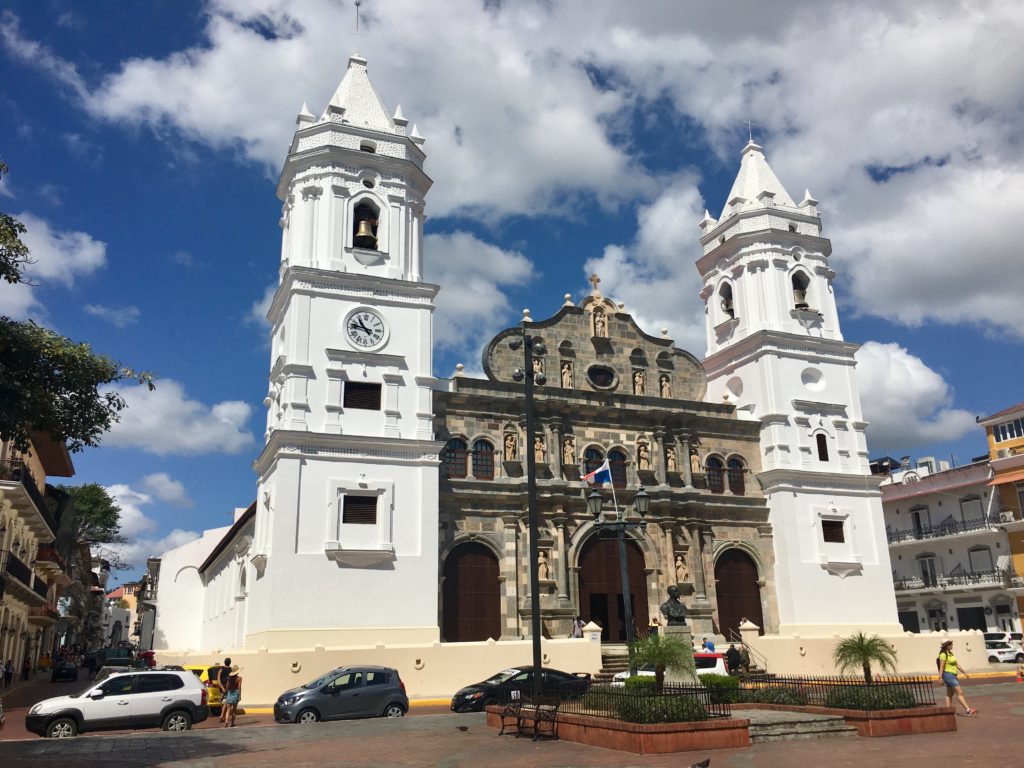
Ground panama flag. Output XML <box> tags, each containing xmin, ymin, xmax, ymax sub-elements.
<box><xmin>582</xmin><ymin>459</ymin><xmax>613</xmax><ymax>485</ymax></box>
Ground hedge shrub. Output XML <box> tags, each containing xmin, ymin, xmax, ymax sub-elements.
<box><xmin>699</xmin><ymin>674</ymin><xmax>740</xmax><ymax>704</ymax></box>
<box><xmin>616</xmin><ymin>693</ymin><xmax>709</xmax><ymax>724</ymax></box>
<box><xmin>824</xmin><ymin>686</ymin><xmax>917</xmax><ymax>711</ymax></box>
<box><xmin>740</xmin><ymin>686</ymin><xmax>810</xmax><ymax>706</ymax></box>
<box><xmin>624</xmin><ymin>676</ymin><xmax>657</xmax><ymax>693</ymax></box>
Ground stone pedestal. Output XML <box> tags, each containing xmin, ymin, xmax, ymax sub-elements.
<box><xmin>686</xmin><ymin>602</ymin><xmax>716</xmax><ymax>639</ymax></box>
<box><xmin>663</xmin><ymin>624</ymin><xmax>700</xmax><ymax>685</ymax></box>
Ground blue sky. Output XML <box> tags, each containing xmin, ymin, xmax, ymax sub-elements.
<box><xmin>2</xmin><ymin>1</ymin><xmax>1022</xmax><ymax>582</ymax></box>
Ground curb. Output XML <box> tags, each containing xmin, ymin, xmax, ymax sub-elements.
<box><xmin>242</xmin><ymin>698</ymin><xmax>450</xmax><ymax>715</ymax></box>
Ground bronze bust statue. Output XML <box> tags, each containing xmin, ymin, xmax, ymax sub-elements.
<box><xmin>659</xmin><ymin>584</ymin><xmax>688</xmax><ymax>626</ymax></box>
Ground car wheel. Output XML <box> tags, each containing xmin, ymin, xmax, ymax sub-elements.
<box><xmin>46</xmin><ymin>718</ymin><xmax>78</xmax><ymax>739</ymax></box>
<box><xmin>296</xmin><ymin>708</ymin><xmax>320</xmax><ymax>724</ymax></box>
<box><xmin>988</xmin><ymin>656</ymin><xmax>999</xmax><ymax>663</ymax></box>
<box><xmin>161</xmin><ymin>711</ymin><xmax>193</xmax><ymax>732</ymax></box>
<box><xmin>383</xmin><ymin>703</ymin><xmax>405</xmax><ymax>718</ymax></box>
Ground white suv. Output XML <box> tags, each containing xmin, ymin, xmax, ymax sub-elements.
<box><xmin>26</xmin><ymin>669</ymin><xmax>209</xmax><ymax>738</ymax></box>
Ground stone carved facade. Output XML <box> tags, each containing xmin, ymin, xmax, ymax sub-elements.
<box><xmin>435</xmin><ymin>286</ymin><xmax>777</xmax><ymax>642</ymax></box>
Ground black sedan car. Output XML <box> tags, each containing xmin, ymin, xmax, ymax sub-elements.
<box><xmin>451</xmin><ymin>666</ymin><xmax>590</xmax><ymax>712</ymax></box>
<box><xmin>50</xmin><ymin>661</ymin><xmax>79</xmax><ymax>683</ymax></box>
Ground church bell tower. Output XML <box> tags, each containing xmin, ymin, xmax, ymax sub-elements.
<box><xmin>696</xmin><ymin>141</ymin><xmax>901</xmax><ymax>634</ymax></box>
<box><xmin>244</xmin><ymin>55</ymin><xmax>443</xmax><ymax>649</ymax></box>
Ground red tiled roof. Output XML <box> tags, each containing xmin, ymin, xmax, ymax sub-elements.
<box><xmin>106</xmin><ymin>586</ymin><xmax>125</xmax><ymax>599</ymax></box>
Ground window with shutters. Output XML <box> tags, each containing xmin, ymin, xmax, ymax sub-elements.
<box><xmin>706</xmin><ymin>457</ymin><xmax>725</xmax><ymax>493</ymax></box>
<box><xmin>343</xmin><ymin>496</ymin><xmax>377</xmax><ymax>525</ymax></box>
<box><xmin>344</xmin><ymin>382</ymin><xmax>381</xmax><ymax>410</ymax></box>
<box><xmin>441</xmin><ymin>439</ymin><xmax>468</xmax><ymax>479</ymax></box>
<box><xmin>816</xmin><ymin>433</ymin><xmax>829</xmax><ymax>462</ymax></box>
<box><xmin>471</xmin><ymin>439</ymin><xmax>495</xmax><ymax>480</ymax></box>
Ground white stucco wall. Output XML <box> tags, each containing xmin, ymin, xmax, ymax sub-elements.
<box><xmin>152</xmin><ymin>527</ymin><xmax>229</xmax><ymax>651</ymax></box>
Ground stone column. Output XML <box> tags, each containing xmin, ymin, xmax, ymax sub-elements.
<box><xmin>687</xmin><ymin>524</ymin><xmax>716</xmax><ymax>637</ymax></box>
<box><xmin>501</xmin><ymin>518</ymin><xmax>521</xmax><ymax>640</ymax></box>
<box><xmin>653</xmin><ymin>427</ymin><xmax>667</xmax><ymax>486</ymax></box>
<box><xmin>681</xmin><ymin>433</ymin><xmax>694</xmax><ymax>488</ymax></box>
<box><xmin>552</xmin><ymin>514</ymin><xmax>569</xmax><ymax>600</ymax></box>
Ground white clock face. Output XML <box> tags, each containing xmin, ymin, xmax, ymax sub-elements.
<box><xmin>345</xmin><ymin>309</ymin><xmax>387</xmax><ymax>349</ymax></box>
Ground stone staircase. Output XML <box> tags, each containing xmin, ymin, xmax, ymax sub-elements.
<box><xmin>739</xmin><ymin>709</ymin><xmax>858</xmax><ymax>743</ymax></box>
<box><xmin>594</xmin><ymin>646</ymin><xmax>630</xmax><ymax>683</ymax></box>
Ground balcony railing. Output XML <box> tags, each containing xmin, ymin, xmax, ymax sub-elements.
<box><xmin>1</xmin><ymin>549</ymin><xmax>33</xmax><ymax>587</ymax></box>
<box><xmin>0</xmin><ymin>458</ymin><xmax>59</xmax><ymax>534</ymax></box>
<box><xmin>887</xmin><ymin>516</ymin><xmax>997</xmax><ymax>544</ymax></box>
<box><xmin>894</xmin><ymin>568</ymin><xmax>1024</xmax><ymax>592</ymax></box>
<box><xmin>35</xmin><ymin>544</ymin><xmax>67</xmax><ymax>571</ymax></box>
<box><xmin>28</xmin><ymin>605</ymin><xmax>59</xmax><ymax>623</ymax></box>
<box><xmin>32</xmin><ymin>574</ymin><xmax>50</xmax><ymax>600</ymax></box>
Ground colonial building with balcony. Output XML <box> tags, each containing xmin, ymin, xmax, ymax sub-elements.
<box><xmin>881</xmin><ymin>457</ymin><xmax>1022</xmax><ymax>634</ymax></box>
<box><xmin>0</xmin><ymin>435</ymin><xmax>74</xmax><ymax>671</ymax></box>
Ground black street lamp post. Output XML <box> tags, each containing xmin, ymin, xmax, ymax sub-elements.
<box><xmin>587</xmin><ymin>486</ymin><xmax>650</xmax><ymax>675</ymax></box>
<box><xmin>510</xmin><ymin>324</ymin><xmax>546</xmax><ymax>702</ymax></box>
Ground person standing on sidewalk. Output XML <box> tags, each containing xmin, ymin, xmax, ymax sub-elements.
<box><xmin>936</xmin><ymin>640</ymin><xmax>977</xmax><ymax>715</ymax></box>
<box><xmin>21</xmin><ymin>655</ymin><xmax>30</xmax><ymax>681</ymax></box>
<box><xmin>3</xmin><ymin>659</ymin><xmax>13</xmax><ymax>688</ymax></box>
<box><xmin>223</xmin><ymin>665</ymin><xmax>242</xmax><ymax>728</ymax></box>
<box><xmin>216</xmin><ymin>657</ymin><xmax>232</xmax><ymax>722</ymax></box>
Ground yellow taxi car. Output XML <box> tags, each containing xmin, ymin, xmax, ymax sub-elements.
<box><xmin>184</xmin><ymin>665</ymin><xmax>227</xmax><ymax>711</ymax></box>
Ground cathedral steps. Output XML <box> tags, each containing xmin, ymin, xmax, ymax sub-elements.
<box><xmin>739</xmin><ymin>710</ymin><xmax>858</xmax><ymax>743</ymax></box>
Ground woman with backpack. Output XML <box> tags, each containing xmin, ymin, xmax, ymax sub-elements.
<box><xmin>936</xmin><ymin>640</ymin><xmax>977</xmax><ymax>715</ymax></box>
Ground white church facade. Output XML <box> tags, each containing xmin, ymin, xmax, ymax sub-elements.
<box><xmin>151</xmin><ymin>55</ymin><xmax>983</xmax><ymax>698</ymax></box>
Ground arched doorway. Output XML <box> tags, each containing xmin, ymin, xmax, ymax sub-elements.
<box><xmin>714</xmin><ymin>549</ymin><xmax>764</xmax><ymax>639</ymax></box>
<box><xmin>578</xmin><ymin>532</ymin><xmax>648</xmax><ymax>643</ymax></box>
<box><xmin>442</xmin><ymin>542</ymin><xmax>501</xmax><ymax>642</ymax></box>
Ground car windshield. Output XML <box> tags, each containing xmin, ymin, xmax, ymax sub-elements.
<box><xmin>482</xmin><ymin>668</ymin><xmax>524</xmax><ymax>685</ymax></box>
<box><xmin>304</xmin><ymin>670</ymin><xmax>343</xmax><ymax>690</ymax></box>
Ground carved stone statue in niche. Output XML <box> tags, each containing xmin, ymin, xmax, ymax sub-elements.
<box><xmin>534</xmin><ymin>436</ymin><xmax>547</xmax><ymax>463</ymax></box>
<box><xmin>562</xmin><ymin>437</ymin><xmax>575</xmax><ymax>466</ymax></box>
<box><xmin>561</xmin><ymin>362</ymin><xmax>572</xmax><ymax>388</ymax></box>
<box><xmin>533</xmin><ymin>357</ymin><xmax>543</xmax><ymax>376</ymax></box>
<box><xmin>666</xmin><ymin>446</ymin><xmax>677</xmax><ymax>472</ymax></box>
<box><xmin>504</xmin><ymin>433</ymin><xmax>518</xmax><ymax>461</ymax></box>
<box><xmin>675</xmin><ymin>555</ymin><xmax>688</xmax><ymax>585</ymax></box>
<box><xmin>633</xmin><ymin>370</ymin><xmax>645</xmax><ymax>396</ymax></box>
<box><xmin>660</xmin><ymin>374</ymin><xmax>671</xmax><ymax>398</ymax></box>
<box><xmin>637</xmin><ymin>442</ymin><xmax>651</xmax><ymax>470</ymax></box>
<box><xmin>538</xmin><ymin>551</ymin><xmax>550</xmax><ymax>581</ymax></box>
<box><xmin>593</xmin><ymin>308</ymin><xmax>607</xmax><ymax>337</ymax></box>
<box><xmin>690</xmin><ymin>448</ymin><xmax>702</xmax><ymax>475</ymax></box>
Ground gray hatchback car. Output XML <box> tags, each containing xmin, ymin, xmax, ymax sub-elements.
<box><xmin>274</xmin><ymin>666</ymin><xmax>408</xmax><ymax>724</ymax></box>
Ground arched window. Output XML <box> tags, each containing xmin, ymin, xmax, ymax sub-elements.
<box><xmin>718</xmin><ymin>283</ymin><xmax>735</xmax><ymax>321</ymax></box>
<box><xmin>815</xmin><ymin>433</ymin><xmax>829</xmax><ymax>462</ymax></box>
<box><xmin>582</xmin><ymin>448</ymin><xmax>604</xmax><ymax>476</ymax></box>
<box><xmin>353</xmin><ymin>201</ymin><xmax>380</xmax><ymax>249</ymax></box>
<box><xmin>441</xmin><ymin>438</ymin><xmax>468</xmax><ymax>479</ymax></box>
<box><xmin>608</xmin><ymin>449</ymin><xmax>627</xmax><ymax>489</ymax></box>
<box><xmin>792</xmin><ymin>271</ymin><xmax>810</xmax><ymax>309</ymax></box>
<box><xmin>727</xmin><ymin>458</ymin><xmax>745</xmax><ymax>496</ymax></box>
<box><xmin>706</xmin><ymin>457</ymin><xmax>725</xmax><ymax>493</ymax></box>
<box><xmin>471</xmin><ymin>439</ymin><xmax>495</xmax><ymax>480</ymax></box>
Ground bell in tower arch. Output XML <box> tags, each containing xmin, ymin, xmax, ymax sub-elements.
<box><xmin>353</xmin><ymin>202</ymin><xmax>379</xmax><ymax>249</ymax></box>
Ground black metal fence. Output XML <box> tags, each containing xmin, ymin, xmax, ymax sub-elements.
<box><xmin>738</xmin><ymin>675</ymin><xmax>936</xmax><ymax>709</ymax></box>
<box><xmin>511</xmin><ymin>682</ymin><xmax>731</xmax><ymax>723</ymax></box>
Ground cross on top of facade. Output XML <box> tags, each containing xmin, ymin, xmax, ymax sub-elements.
<box><xmin>589</xmin><ymin>273</ymin><xmax>601</xmax><ymax>295</ymax></box>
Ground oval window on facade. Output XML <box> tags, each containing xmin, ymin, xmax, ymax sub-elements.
<box><xmin>587</xmin><ymin>365</ymin><xmax>617</xmax><ymax>389</ymax></box>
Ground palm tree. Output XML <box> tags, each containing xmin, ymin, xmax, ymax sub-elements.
<box><xmin>832</xmin><ymin>632</ymin><xmax>898</xmax><ymax>684</ymax></box>
<box><xmin>629</xmin><ymin>633</ymin><xmax>695</xmax><ymax>692</ymax></box>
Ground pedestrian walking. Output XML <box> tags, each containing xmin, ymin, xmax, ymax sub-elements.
<box><xmin>936</xmin><ymin>640</ymin><xmax>977</xmax><ymax>715</ymax></box>
<box><xmin>739</xmin><ymin>644</ymin><xmax>751</xmax><ymax>678</ymax></box>
<box><xmin>223</xmin><ymin>665</ymin><xmax>243</xmax><ymax>727</ymax></box>
<box><xmin>2</xmin><ymin>659</ymin><xmax>14</xmax><ymax>688</ymax></box>
<box><xmin>217</xmin><ymin>657</ymin><xmax>232</xmax><ymax>722</ymax></box>
<box><xmin>726</xmin><ymin>643</ymin><xmax>741</xmax><ymax>675</ymax></box>
<box><xmin>569</xmin><ymin>617</ymin><xmax>585</xmax><ymax>638</ymax></box>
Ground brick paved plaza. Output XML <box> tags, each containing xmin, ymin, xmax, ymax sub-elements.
<box><xmin>0</xmin><ymin>681</ymin><xmax>1019</xmax><ymax>767</ymax></box>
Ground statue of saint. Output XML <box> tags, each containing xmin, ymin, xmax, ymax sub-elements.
<box><xmin>666</xmin><ymin>446</ymin><xmax>677</xmax><ymax>472</ymax></box>
<box><xmin>562</xmin><ymin>438</ymin><xmax>575</xmax><ymax>466</ymax></box>
<box><xmin>504</xmin><ymin>433</ymin><xmax>518</xmax><ymax>461</ymax></box>
<box><xmin>689</xmin><ymin>449</ymin><xmax>702</xmax><ymax>475</ymax></box>
<box><xmin>534</xmin><ymin>436</ymin><xmax>546</xmax><ymax>463</ymax></box>
<box><xmin>660</xmin><ymin>375</ymin><xmax>671</xmax><ymax>398</ymax></box>
<box><xmin>660</xmin><ymin>584</ymin><xmax>688</xmax><ymax>626</ymax></box>
<box><xmin>593</xmin><ymin>309</ymin><xmax>606</xmax><ymax>337</ymax></box>
<box><xmin>674</xmin><ymin>555</ymin><xmax>687</xmax><ymax>585</ymax></box>
<box><xmin>561</xmin><ymin>362</ymin><xmax>572</xmax><ymax>388</ymax></box>
<box><xmin>538</xmin><ymin>551</ymin><xmax>550</xmax><ymax>580</ymax></box>
<box><xmin>533</xmin><ymin>357</ymin><xmax>543</xmax><ymax>376</ymax></box>
<box><xmin>637</xmin><ymin>442</ymin><xmax>650</xmax><ymax>470</ymax></box>
<box><xmin>633</xmin><ymin>370</ymin><xmax>645</xmax><ymax>396</ymax></box>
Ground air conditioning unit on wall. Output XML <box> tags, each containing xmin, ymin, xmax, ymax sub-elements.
<box><xmin>1000</xmin><ymin>511</ymin><xmax>1016</xmax><ymax>523</ymax></box>
<box><xmin>998</xmin><ymin>448</ymin><xmax>1012</xmax><ymax>459</ymax></box>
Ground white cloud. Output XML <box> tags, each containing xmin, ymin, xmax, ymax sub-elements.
<box><xmin>424</xmin><ymin>231</ymin><xmax>534</xmax><ymax>363</ymax></box>
<box><xmin>854</xmin><ymin>341</ymin><xmax>977</xmax><ymax>452</ymax></box>
<box><xmin>247</xmin><ymin>283</ymin><xmax>276</xmax><ymax>328</ymax></box>
<box><xmin>105</xmin><ymin>483</ymin><xmax>157</xmax><ymax>539</ymax></box>
<box><xmin>104</xmin><ymin>378</ymin><xmax>255</xmax><ymax>456</ymax></box>
<box><xmin>84</xmin><ymin>303</ymin><xmax>141</xmax><ymax>327</ymax></box>
<box><xmin>0</xmin><ymin>211</ymin><xmax>107</xmax><ymax>318</ymax></box>
<box><xmin>583</xmin><ymin>174</ymin><xmax>709</xmax><ymax>354</ymax></box>
<box><xmin>102</xmin><ymin>483</ymin><xmax>200</xmax><ymax>569</ymax></box>
<box><xmin>139</xmin><ymin>472</ymin><xmax>194</xmax><ymax>508</ymax></box>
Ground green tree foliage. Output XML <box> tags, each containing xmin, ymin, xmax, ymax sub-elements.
<box><xmin>629</xmin><ymin>632</ymin><xmax>696</xmax><ymax>692</ymax></box>
<box><xmin>0</xmin><ymin>161</ymin><xmax>33</xmax><ymax>284</ymax></box>
<box><xmin>59</xmin><ymin>483</ymin><xmax>123</xmax><ymax>548</ymax></box>
<box><xmin>832</xmin><ymin>632</ymin><xmax>899</xmax><ymax>684</ymax></box>
<box><xmin>0</xmin><ymin>165</ymin><xmax>154</xmax><ymax>453</ymax></box>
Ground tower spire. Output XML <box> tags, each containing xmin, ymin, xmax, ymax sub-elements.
<box><xmin>720</xmin><ymin>141</ymin><xmax>795</xmax><ymax>218</ymax></box>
